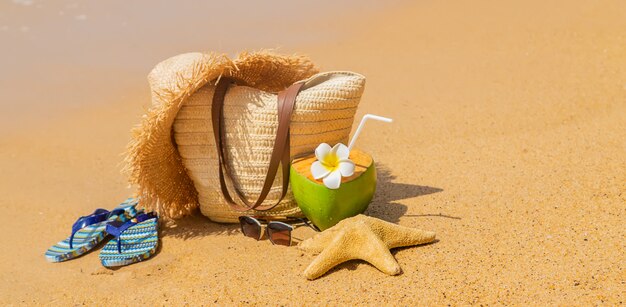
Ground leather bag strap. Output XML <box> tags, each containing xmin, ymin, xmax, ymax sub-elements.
<box><xmin>211</xmin><ymin>79</ymin><xmax>304</xmax><ymax>211</ymax></box>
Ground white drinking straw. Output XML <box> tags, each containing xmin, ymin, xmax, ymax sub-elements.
<box><xmin>347</xmin><ymin>114</ymin><xmax>394</xmax><ymax>151</ymax></box>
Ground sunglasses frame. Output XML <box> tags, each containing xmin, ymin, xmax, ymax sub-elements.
<box><xmin>238</xmin><ymin>216</ymin><xmax>295</xmax><ymax>246</ymax></box>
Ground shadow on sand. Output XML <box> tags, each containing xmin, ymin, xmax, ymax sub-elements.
<box><xmin>365</xmin><ymin>163</ymin><xmax>447</xmax><ymax>223</ymax></box>
<box><xmin>161</xmin><ymin>213</ymin><xmax>239</xmax><ymax>240</ymax></box>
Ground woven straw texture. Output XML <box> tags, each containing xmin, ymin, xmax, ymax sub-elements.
<box><xmin>175</xmin><ymin>71</ymin><xmax>365</xmax><ymax>222</ymax></box>
<box><xmin>126</xmin><ymin>51</ymin><xmax>365</xmax><ymax>222</ymax></box>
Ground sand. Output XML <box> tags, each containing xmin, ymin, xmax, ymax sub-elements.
<box><xmin>1</xmin><ymin>0</ymin><xmax>625</xmax><ymax>305</ymax></box>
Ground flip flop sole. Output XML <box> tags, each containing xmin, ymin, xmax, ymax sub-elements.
<box><xmin>45</xmin><ymin>223</ymin><xmax>107</xmax><ymax>262</ymax></box>
<box><xmin>100</xmin><ymin>218</ymin><xmax>159</xmax><ymax>267</ymax></box>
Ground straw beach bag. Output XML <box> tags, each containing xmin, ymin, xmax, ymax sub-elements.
<box><xmin>126</xmin><ymin>51</ymin><xmax>365</xmax><ymax>222</ymax></box>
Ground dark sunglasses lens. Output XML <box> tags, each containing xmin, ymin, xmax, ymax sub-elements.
<box><xmin>268</xmin><ymin>223</ymin><xmax>292</xmax><ymax>246</ymax></box>
<box><xmin>239</xmin><ymin>217</ymin><xmax>261</xmax><ymax>240</ymax></box>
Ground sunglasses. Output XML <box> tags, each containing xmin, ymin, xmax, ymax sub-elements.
<box><xmin>238</xmin><ymin>216</ymin><xmax>320</xmax><ymax>246</ymax></box>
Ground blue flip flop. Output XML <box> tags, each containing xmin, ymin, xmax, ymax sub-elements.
<box><xmin>45</xmin><ymin>198</ymin><xmax>140</xmax><ymax>263</ymax></box>
<box><xmin>99</xmin><ymin>212</ymin><xmax>159</xmax><ymax>267</ymax></box>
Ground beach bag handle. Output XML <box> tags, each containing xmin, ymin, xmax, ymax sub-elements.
<box><xmin>211</xmin><ymin>78</ymin><xmax>304</xmax><ymax>211</ymax></box>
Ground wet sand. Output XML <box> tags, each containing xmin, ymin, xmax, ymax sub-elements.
<box><xmin>1</xmin><ymin>0</ymin><xmax>625</xmax><ymax>305</ymax></box>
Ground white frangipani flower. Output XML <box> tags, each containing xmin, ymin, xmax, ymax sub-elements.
<box><xmin>310</xmin><ymin>143</ymin><xmax>355</xmax><ymax>189</ymax></box>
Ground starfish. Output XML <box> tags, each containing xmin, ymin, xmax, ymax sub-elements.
<box><xmin>298</xmin><ymin>214</ymin><xmax>436</xmax><ymax>280</ymax></box>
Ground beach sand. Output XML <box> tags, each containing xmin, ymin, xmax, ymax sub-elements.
<box><xmin>1</xmin><ymin>0</ymin><xmax>625</xmax><ymax>305</ymax></box>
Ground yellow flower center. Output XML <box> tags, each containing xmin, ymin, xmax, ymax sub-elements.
<box><xmin>322</xmin><ymin>154</ymin><xmax>340</xmax><ymax>172</ymax></box>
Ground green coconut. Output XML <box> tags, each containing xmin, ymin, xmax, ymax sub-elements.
<box><xmin>290</xmin><ymin>149</ymin><xmax>376</xmax><ymax>231</ymax></box>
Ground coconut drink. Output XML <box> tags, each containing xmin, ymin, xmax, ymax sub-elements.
<box><xmin>290</xmin><ymin>114</ymin><xmax>392</xmax><ymax>230</ymax></box>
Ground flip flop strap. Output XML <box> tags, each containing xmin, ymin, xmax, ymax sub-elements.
<box><xmin>69</xmin><ymin>208</ymin><xmax>109</xmax><ymax>249</ymax></box>
<box><xmin>105</xmin><ymin>213</ymin><xmax>158</xmax><ymax>253</ymax></box>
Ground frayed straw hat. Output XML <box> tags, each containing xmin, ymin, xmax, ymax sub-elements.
<box><xmin>126</xmin><ymin>51</ymin><xmax>365</xmax><ymax>221</ymax></box>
